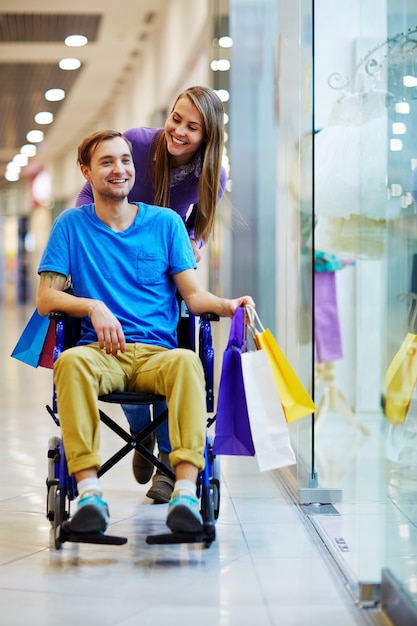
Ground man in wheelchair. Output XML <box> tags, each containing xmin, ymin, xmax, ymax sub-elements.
<box><xmin>36</xmin><ymin>130</ymin><xmax>254</xmax><ymax>537</ymax></box>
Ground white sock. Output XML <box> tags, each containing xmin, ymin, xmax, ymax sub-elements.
<box><xmin>173</xmin><ymin>479</ymin><xmax>197</xmax><ymax>498</ymax></box>
<box><xmin>77</xmin><ymin>477</ymin><xmax>102</xmax><ymax>500</ymax></box>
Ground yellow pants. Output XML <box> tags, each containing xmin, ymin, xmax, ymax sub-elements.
<box><xmin>54</xmin><ymin>342</ymin><xmax>207</xmax><ymax>475</ymax></box>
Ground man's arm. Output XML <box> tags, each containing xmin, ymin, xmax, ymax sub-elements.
<box><xmin>37</xmin><ymin>271</ymin><xmax>96</xmax><ymax>317</ymax></box>
<box><xmin>37</xmin><ymin>271</ymin><xmax>126</xmax><ymax>355</ymax></box>
<box><xmin>174</xmin><ymin>268</ymin><xmax>255</xmax><ymax>318</ymax></box>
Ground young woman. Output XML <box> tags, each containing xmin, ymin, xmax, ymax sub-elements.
<box><xmin>76</xmin><ymin>86</ymin><xmax>227</xmax><ymax>503</ymax></box>
<box><xmin>77</xmin><ymin>85</ymin><xmax>227</xmax><ymax>261</ymax></box>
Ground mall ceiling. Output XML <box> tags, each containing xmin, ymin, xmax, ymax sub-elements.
<box><xmin>0</xmin><ymin>1</ymin><xmax>168</xmax><ymax>183</ymax></box>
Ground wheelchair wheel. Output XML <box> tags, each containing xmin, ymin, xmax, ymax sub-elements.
<box><xmin>200</xmin><ymin>482</ymin><xmax>215</xmax><ymax>527</ymax></box>
<box><xmin>210</xmin><ymin>453</ymin><xmax>221</xmax><ymax>521</ymax></box>
<box><xmin>207</xmin><ymin>436</ymin><xmax>221</xmax><ymax>520</ymax></box>
<box><xmin>46</xmin><ymin>436</ymin><xmax>61</xmax><ymax>525</ymax></box>
<box><xmin>199</xmin><ymin>436</ymin><xmax>221</xmax><ymax>525</ymax></box>
<box><xmin>53</xmin><ymin>488</ymin><xmax>69</xmax><ymax>550</ymax></box>
<box><xmin>46</xmin><ymin>436</ymin><xmax>70</xmax><ymax>549</ymax></box>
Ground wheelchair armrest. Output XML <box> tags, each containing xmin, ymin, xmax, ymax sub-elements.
<box><xmin>201</xmin><ymin>313</ymin><xmax>220</xmax><ymax>322</ymax></box>
<box><xmin>48</xmin><ymin>312</ymin><xmax>66</xmax><ymax>320</ymax></box>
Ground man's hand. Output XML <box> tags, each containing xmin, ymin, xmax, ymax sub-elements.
<box><xmin>224</xmin><ymin>296</ymin><xmax>255</xmax><ymax>318</ymax></box>
<box><xmin>89</xmin><ymin>301</ymin><xmax>126</xmax><ymax>355</ymax></box>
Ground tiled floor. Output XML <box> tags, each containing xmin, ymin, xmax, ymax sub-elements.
<box><xmin>2</xmin><ymin>303</ymin><xmax>374</xmax><ymax>625</ymax></box>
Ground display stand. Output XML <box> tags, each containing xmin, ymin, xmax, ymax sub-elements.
<box><xmin>314</xmin><ymin>361</ymin><xmax>370</xmax><ymax>435</ymax></box>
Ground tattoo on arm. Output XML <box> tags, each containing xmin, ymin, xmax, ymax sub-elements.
<box><xmin>40</xmin><ymin>272</ymin><xmax>67</xmax><ymax>290</ymax></box>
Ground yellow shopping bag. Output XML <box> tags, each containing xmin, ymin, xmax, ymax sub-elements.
<box><xmin>385</xmin><ymin>333</ymin><xmax>417</xmax><ymax>425</ymax></box>
<box><xmin>246</xmin><ymin>307</ymin><xmax>317</xmax><ymax>423</ymax></box>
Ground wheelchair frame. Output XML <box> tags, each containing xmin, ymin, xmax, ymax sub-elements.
<box><xmin>45</xmin><ymin>307</ymin><xmax>220</xmax><ymax>549</ymax></box>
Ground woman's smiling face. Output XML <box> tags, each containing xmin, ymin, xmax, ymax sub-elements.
<box><xmin>164</xmin><ymin>96</ymin><xmax>206</xmax><ymax>167</ymax></box>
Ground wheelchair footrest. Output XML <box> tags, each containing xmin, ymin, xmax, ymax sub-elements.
<box><xmin>60</xmin><ymin>522</ymin><xmax>128</xmax><ymax>545</ymax></box>
<box><xmin>146</xmin><ymin>525</ymin><xmax>215</xmax><ymax>547</ymax></box>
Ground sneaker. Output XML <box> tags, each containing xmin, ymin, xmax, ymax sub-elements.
<box><xmin>166</xmin><ymin>492</ymin><xmax>203</xmax><ymax>534</ymax></box>
<box><xmin>132</xmin><ymin>432</ymin><xmax>156</xmax><ymax>484</ymax></box>
<box><xmin>69</xmin><ymin>493</ymin><xmax>109</xmax><ymax>533</ymax></box>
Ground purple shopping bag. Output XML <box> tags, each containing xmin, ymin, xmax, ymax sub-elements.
<box><xmin>314</xmin><ymin>271</ymin><xmax>343</xmax><ymax>363</ymax></box>
<box><xmin>213</xmin><ymin>307</ymin><xmax>255</xmax><ymax>456</ymax></box>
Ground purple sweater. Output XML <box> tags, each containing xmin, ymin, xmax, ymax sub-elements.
<box><xmin>76</xmin><ymin>127</ymin><xmax>227</xmax><ymax>243</ymax></box>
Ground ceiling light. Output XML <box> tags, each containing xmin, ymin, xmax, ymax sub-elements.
<box><xmin>26</xmin><ymin>130</ymin><xmax>44</xmax><ymax>143</ymax></box>
<box><xmin>395</xmin><ymin>102</ymin><xmax>410</xmax><ymax>114</ymax></box>
<box><xmin>13</xmin><ymin>154</ymin><xmax>28</xmax><ymax>167</ymax></box>
<box><xmin>215</xmin><ymin>89</ymin><xmax>230</xmax><ymax>102</ymax></box>
<box><xmin>391</xmin><ymin>184</ymin><xmax>403</xmax><ymax>196</ymax></box>
<box><xmin>21</xmin><ymin>144</ymin><xmax>37</xmax><ymax>157</ymax></box>
<box><xmin>390</xmin><ymin>139</ymin><xmax>403</xmax><ymax>151</ymax></box>
<box><xmin>35</xmin><ymin>112</ymin><xmax>54</xmax><ymax>124</ymax></box>
<box><xmin>211</xmin><ymin>59</ymin><xmax>230</xmax><ymax>71</ymax></box>
<box><xmin>65</xmin><ymin>34</ymin><xmax>88</xmax><ymax>47</ymax></box>
<box><xmin>6</xmin><ymin>162</ymin><xmax>21</xmax><ymax>181</ymax></box>
<box><xmin>6</xmin><ymin>162</ymin><xmax>20</xmax><ymax>174</ymax></box>
<box><xmin>5</xmin><ymin>170</ymin><xmax>20</xmax><ymax>182</ymax></box>
<box><xmin>218</xmin><ymin>36</ymin><xmax>233</xmax><ymax>48</ymax></box>
<box><xmin>218</xmin><ymin>59</ymin><xmax>231</xmax><ymax>71</ymax></box>
<box><xmin>403</xmin><ymin>75</ymin><xmax>417</xmax><ymax>87</ymax></box>
<box><xmin>45</xmin><ymin>88</ymin><xmax>65</xmax><ymax>102</ymax></box>
<box><xmin>392</xmin><ymin>122</ymin><xmax>406</xmax><ymax>134</ymax></box>
<box><xmin>59</xmin><ymin>58</ymin><xmax>81</xmax><ymax>70</ymax></box>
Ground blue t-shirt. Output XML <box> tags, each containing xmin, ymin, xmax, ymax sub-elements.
<box><xmin>38</xmin><ymin>202</ymin><xmax>197</xmax><ymax>349</ymax></box>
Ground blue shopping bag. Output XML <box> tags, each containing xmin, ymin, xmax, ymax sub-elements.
<box><xmin>11</xmin><ymin>308</ymin><xmax>55</xmax><ymax>368</ymax></box>
<box><xmin>213</xmin><ymin>306</ymin><xmax>255</xmax><ymax>456</ymax></box>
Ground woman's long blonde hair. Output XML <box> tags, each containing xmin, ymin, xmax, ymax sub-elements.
<box><xmin>152</xmin><ymin>86</ymin><xmax>225</xmax><ymax>243</ymax></box>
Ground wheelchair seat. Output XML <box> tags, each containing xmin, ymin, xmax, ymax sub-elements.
<box><xmin>99</xmin><ymin>391</ymin><xmax>165</xmax><ymax>404</ymax></box>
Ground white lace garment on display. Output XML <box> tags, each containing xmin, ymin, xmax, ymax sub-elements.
<box><xmin>314</xmin><ymin>89</ymin><xmax>390</xmax><ymax>220</ymax></box>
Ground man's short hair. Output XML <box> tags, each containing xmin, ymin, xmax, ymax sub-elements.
<box><xmin>77</xmin><ymin>131</ymin><xmax>133</xmax><ymax>167</ymax></box>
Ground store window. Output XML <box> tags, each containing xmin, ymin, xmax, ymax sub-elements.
<box><xmin>228</xmin><ymin>0</ymin><xmax>417</xmax><ymax>618</ymax></box>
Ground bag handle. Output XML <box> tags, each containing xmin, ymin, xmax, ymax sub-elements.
<box><xmin>244</xmin><ymin>305</ymin><xmax>265</xmax><ymax>340</ymax></box>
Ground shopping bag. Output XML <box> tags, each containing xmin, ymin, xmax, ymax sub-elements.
<box><xmin>213</xmin><ymin>307</ymin><xmax>255</xmax><ymax>456</ymax></box>
<box><xmin>385</xmin><ymin>333</ymin><xmax>417</xmax><ymax>424</ymax></box>
<box><xmin>241</xmin><ymin>349</ymin><xmax>296</xmax><ymax>471</ymax></box>
<box><xmin>38</xmin><ymin>317</ymin><xmax>56</xmax><ymax>369</ymax></box>
<box><xmin>314</xmin><ymin>271</ymin><xmax>343</xmax><ymax>363</ymax></box>
<box><xmin>247</xmin><ymin>307</ymin><xmax>317</xmax><ymax>423</ymax></box>
<box><xmin>11</xmin><ymin>308</ymin><xmax>55</xmax><ymax>369</ymax></box>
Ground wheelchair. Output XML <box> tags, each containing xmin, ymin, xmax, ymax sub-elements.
<box><xmin>45</xmin><ymin>303</ymin><xmax>221</xmax><ymax>549</ymax></box>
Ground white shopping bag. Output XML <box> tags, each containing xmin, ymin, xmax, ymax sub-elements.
<box><xmin>241</xmin><ymin>349</ymin><xmax>296</xmax><ymax>472</ymax></box>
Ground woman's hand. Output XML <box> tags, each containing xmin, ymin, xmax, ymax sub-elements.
<box><xmin>190</xmin><ymin>239</ymin><xmax>201</xmax><ymax>263</ymax></box>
